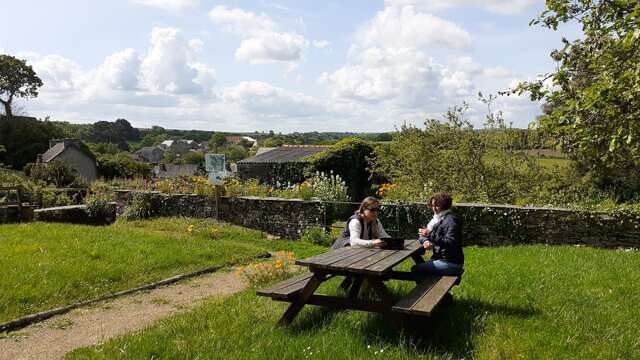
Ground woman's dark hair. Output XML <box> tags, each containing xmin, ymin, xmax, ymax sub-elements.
<box><xmin>357</xmin><ymin>196</ymin><xmax>380</xmax><ymax>218</ymax></box>
<box><xmin>428</xmin><ymin>192</ymin><xmax>452</xmax><ymax>210</ymax></box>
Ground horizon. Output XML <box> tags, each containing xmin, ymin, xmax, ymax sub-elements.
<box><xmin>1</xmin><ymin>1</ymin><xmax>578</xmax><ymax>132</ymax></box>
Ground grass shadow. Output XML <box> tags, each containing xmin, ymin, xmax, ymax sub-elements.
<box><xmin>361</xmin><ymin>297</ymin><xmax>541</xmax><ymax>358</ymax></box>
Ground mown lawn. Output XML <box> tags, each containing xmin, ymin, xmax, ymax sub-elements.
<box><xmin>67</xmin><ymin>245</ymin><xmax>640</xmax><ymax>359</ymax></box>
<box><xmin>0</xmin><ymin>218</ymin><xmax>325</xmax><ymax>323</ymax></box>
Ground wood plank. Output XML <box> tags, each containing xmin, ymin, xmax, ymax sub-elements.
<box><xmin>257</xmin><ymin>272</ymin><xmax>314</xmax><ymax>297</ymax></box>
<box><xmin>364</xmin><ymin>243</ymin><xmax>422</xmax><ymax>274</ymax></box>
<box><xmin>348</xmin><ymin>249</ymin><xmax>399</xmax><ymax>272</ymax></box>
<box><xmin>327</xmin><ymin>248</ymin><xmax>379</xmax><ymax>270</ymax></box>
<box><xmin>392</xmin><ymin>276</ymin><xmax>440</xmax><ymax>313</ymax></box>
<box><xmin>411</xmin><ymin>276</ymin><xmax>458</xmax><ymax>314</ymax></box>
<box><xmin>0</xmin><ymin>201</ymin><xmax>20</xmax><ymax>206</ymax></box>
<box><xmin>295</xmin><ymin>247</ymin><xmax>360</xmax><ymax>267</ymax></box>
<box><xmin>277</xmin><ymin>271</ymin><xmax>326</xmax><ymax>326</ymax></box>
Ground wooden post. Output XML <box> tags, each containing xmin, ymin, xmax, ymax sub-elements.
<box><xmin>214</xmin><ymin>185</ymin><xmax>219</xmax><ymax>221</ymax></box>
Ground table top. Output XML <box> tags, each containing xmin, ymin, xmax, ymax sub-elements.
<box><xmin>296</xmin><ymin>240</ymin><xmax>422</xmax><ymax>275</ymax></box>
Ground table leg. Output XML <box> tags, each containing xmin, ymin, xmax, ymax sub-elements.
<box><xmin>411</xmin><ymin>253</ymin><xmax>424</xmax><ymax>264</ymax></box>
<box><xmin>277</xmin><ymin>271</ymin><xmax>326</xmax><ymax>326</ymax></box>
<box><xmin>348</xmin><ymin>278</ymin><xmax>364</xmax><ymax>299</ymax></box>
<box><xmin>366</xmin><ymin>277</ymin><xmax>403</xmax><ymax>329</ymax></box>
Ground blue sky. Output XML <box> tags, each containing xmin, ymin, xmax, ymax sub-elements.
<box><xmin>0</xmin><ymin>0</ymin><xmax>578</xmax><ymax>132</ymax></box>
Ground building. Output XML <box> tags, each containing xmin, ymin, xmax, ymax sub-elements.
<box><xmin>159</xmin><ymin>139</ymin><xmax>199</xmax><ymax>154</ymax></box>
<box><xmin>41</xmin><ymin>139</ymin><xmax>98</xmax><ymax>183</ymax></box>
<box><xmin>236</xmin><ymin>145</ymin><xmax>328</xmax><ymax>184</ymax></box>
<box><xmin>133</xmin><ymin>146</ymin><xmax>165</xmax><ymax>164</ymax></box>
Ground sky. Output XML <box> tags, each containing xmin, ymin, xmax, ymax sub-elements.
<box><xmin>0</xmin><ymin>0</ymin><xmax>579</xmax><ymax>132</ymax></box>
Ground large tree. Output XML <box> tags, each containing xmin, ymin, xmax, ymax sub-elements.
<box><xmin>0</xmin><ymin>55</ymin><xmax>43</xmax><ymax>117</ymax></box>
<box><xmin>516</xmin><ymin>0</ymin><xmax>640</xmax><ymax>198</ymax></box>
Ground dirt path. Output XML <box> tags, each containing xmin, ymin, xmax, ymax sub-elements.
<box><xmin>0</xmin><ymin>270</ymin><xmax>248</xmax><ymax>360</ymax></box>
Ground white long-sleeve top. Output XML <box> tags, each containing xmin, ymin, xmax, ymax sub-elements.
<box><xmin>349</xmin><ymin>218</ymin><xmax>391</xmax><ymax>248</ymax></box>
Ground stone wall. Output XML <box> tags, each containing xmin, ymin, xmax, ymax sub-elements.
<box><xmin>34</xmin><ymin>203</ymin><xmax>116</xmax><ymax>226</ymax></box>
<box><xmin>0</xmin><ymin>206</ymin><xmax>34</xmax><ymax>224</ymax></box>
<box><xmin>115</xmin><ymin>191</ymin><xmax>324</xmax><ymax>239</ymax></box>
<box><xmin>114</xmin><ymin>190</ymin><xmax>640</xmax><ymax>248</ymax></box>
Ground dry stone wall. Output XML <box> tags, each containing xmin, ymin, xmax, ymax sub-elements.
<box><xmin>114</xmin><ymin>190</ymin><xmax>640</xmax><ymax>247</ymax></box>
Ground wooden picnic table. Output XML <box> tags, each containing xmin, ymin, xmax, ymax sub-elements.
<box><xmin>258</xmin><ymin>240</ymin><xmax>460</xmax><ymax>327</ymax></box>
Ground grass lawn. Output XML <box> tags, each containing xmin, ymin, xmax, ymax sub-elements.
<box><xmin>0</xmin><ymin>218</ymin><xmax>325</xmax><ymax>323</ymax></box>
<box><xmin>67</xmin><ymin>245</ymin><xmax>640</xmax><ymax>359</ymax></box>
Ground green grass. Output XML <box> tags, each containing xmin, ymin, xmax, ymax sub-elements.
<box><xmin>67</xmin><ymin>245</ymin><xmax>640</xmax><ymax>359</ymax></box>
<box><xmin>0</xmin><ymin>218</ymin><xmax>325</xmax><ymax>323</ymax></box>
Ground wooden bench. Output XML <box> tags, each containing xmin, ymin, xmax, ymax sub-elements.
<box><xmin>392</xmin><ymin>275</ymin><xmax>460</xmax><ymax>316</ymax></box>
<box><xmin>257</xmin><ymin>272</ymin><xmax>316</xmax><ymax>301</ymax></box>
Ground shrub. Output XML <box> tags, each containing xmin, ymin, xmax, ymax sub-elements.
<box><xmin>85</xmin><ymin>193</ymin><xmax>115</xmax><ymax>223</ymax></box>
<box><xmin>24</xmin><ymin>160</ymin><xmax>85</xmax><ymax>188</ymax></box>
<box><xmin>235</xmin><ymin>251</ymin><xmax>296</xmax><ymax>287</ymax></box>
<box><xmin>119</xmin><ymin>193</ymin><xmax>153</xmax><ymax>221</ymax></box>
<box><xmin>300</xmin><ymin>227</ymin><xmax>333</xmax><ymax>247</ymax></box>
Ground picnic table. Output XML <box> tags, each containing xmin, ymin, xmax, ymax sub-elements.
<box><xmin>258</xmin><ymin>240</ymin><xmax>460</xmax><ymax>327</ymax></box>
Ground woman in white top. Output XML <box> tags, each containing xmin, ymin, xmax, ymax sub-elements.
<box><xmin>331</xmin><ymin>196</ymin><xmax>390</xmax><ymax>249</ymax></box>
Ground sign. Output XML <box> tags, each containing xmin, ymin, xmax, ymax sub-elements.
<box><xmin>205</xmin><ymin>154</ymin><xmax>225</xmax><ymax>173</ymax></box>
<box><xmin>205</xmin><ymin>154</ymin><xmax>226</xmax><ymax>185</ymax></box>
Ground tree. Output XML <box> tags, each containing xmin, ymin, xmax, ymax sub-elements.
<box><xmin>306</xmin><ymin>137</ymin><xmax>376</xmax><ymax>201</ymax></box>
<box><xmin>0</xmin><ymin>55</ymin><xmax>43</xmax><ymax>117</ymax></box>
<box><xmin>515</xmin><ymin>0</ymin><xmax>640</xmax><ymax>199</ymax></box>
<box><xmin>0</xmin><ymin>116</ymin><xmax>65</xmax><ymax>170</ymax></box>
<box><xmin>208</xmin><ymin>133</ymin><xmax>226</xmax><ymax>152</ymax></box>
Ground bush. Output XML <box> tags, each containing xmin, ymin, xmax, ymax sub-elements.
<box><xmin>119</xmin><ymin>193</ymin><xmax>153</xmax><ymax>221</ymax></box>
<box><xmin>24</xmin><ymin>160</ymin><xmax>85</xmax><ymax>188</ymax></box>
<box><xmin>300</xmin><ymin>227</ymin><xmax>333</xmax><ymax>247</ymax></box>
<box><xmin>85</xmin><ymin>193</ymin><xmax>115</xmax><ymax>223</ymax></box>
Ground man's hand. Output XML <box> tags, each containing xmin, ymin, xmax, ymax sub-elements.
<box><xmin>422</xmin><ymin>240</ymin><xmax>433</xmax><ymax>250</ymax></box>
<box><xmin>418</xmin><ymin>227</ymin><xmax>430</xmax><ymax>237</ymax></box>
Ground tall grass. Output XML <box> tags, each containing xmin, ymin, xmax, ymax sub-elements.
<box><xmin>68</xmin><ymin>245</ymin><xmax>640</xmax><ymax>359</ymax></box>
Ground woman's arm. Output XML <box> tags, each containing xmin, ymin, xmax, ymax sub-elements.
<box><xmin>349</xmin><ymin>219</ymin><xmax>376</xmax><ymax>247</ymax></box>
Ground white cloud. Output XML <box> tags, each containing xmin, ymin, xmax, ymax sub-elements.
<box><xmin>32</xmin><ymin>54</ymin><xmax>83</xmax><ymax>92</ymax></box>
<box><xmin>140</xmin><ymin>27</ymin><xmax>214</xmax><ymax>94</ymax></box>
<box><xmin>209</xmin><ymin>6</ymin><xmax>311</xmax><ymax>65</ymax></box>
<box><xmin>132</xmin><ymin>0</ymin><xmax>199</xmax><ymax>11</ymax></box>
<box><xmin>356</xmin><ymin>6</ymin><xmax>472</xmax><ymax>49</ymax></box>
<box><xmin>96</xmin><ymin>48</ymin><xmax>141</xmax><ymax>91</ymax></box>
<box><xmin>209</xmin><ymin>6</ymin><xmax>277</xmax><ymax>36</ymax></box>
<box><xmin>313</xmin><ymin>40</ymin><xmax>330</xmax><ymax>49</ymax></box>
<box><xmin>223</xmin><ymin>81</ymin><xmax>325</xmax><ymax>117</ymax></box>
<box><xmin>235</xmin><ymin>32</ymin><xmax>309</xmax><ymax>64</ymax></box>
<box><xmin>384</xmin><ymin>0</ymin><xmax>538</xmax><ymax>15</ymax></box>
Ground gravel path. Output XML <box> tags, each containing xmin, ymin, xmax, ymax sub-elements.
<box><xmin>0</xmin><ymin>271</ymin><xmax>248</xmax><ymax>360</ymax></box>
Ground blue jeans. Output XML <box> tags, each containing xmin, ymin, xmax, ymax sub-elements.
<box><xmin>412</xmin><ymin>259</ymin><xmax>463</xmax><ymax>282</ymax></box>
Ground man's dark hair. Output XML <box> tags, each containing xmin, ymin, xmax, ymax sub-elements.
<box><xmin>429</xmin><ymin>192</ymin><xmax>452</xmax><ymax>210</ymax></box>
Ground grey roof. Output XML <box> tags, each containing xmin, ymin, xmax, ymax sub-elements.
<box><xmin>255</xmin><ymin>147</ymin><xmax>276</xmax><ymax>156</ymax></box>
<box><xmin>42</xmin><ymin>142</ymin><xmax>66</xmax><ymax>162</ymax></box>
<box><xmin>238</xmin><ymin>145</ymin><xmax>328</xmax><ymax>163</ymax></box>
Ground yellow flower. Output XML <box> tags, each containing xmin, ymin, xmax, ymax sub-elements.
<box><xmin>187</xmin><ymin>224</ymin><xmax>194</xmax><ymax>234</ymax></box>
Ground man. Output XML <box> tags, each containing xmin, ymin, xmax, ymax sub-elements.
<box><xmin>411</xmin><ymin>192</ymin><xmax>464</xmax><ymax>282</ymax></box>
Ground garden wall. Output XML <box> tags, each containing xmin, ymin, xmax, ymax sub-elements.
<box><xmin>115</xmin><ymin>190</ymin><xmax>640</xmax><ymax>248</ymax></box>
<box><xmin>115</xmin><ymin>191</ymin><xmax>324</xmax><ymax>239</ymax></box>
<box><xmin>33</xmin><ymin>203</ymin><xmax>116</xmax><ymax>226</ymax></box>
<box><xmin>0</xmin><ymin>205</ymin><xmax>34</xmax><ymax>224</ymax></box>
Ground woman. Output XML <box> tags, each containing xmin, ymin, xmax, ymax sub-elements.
<box><xmin>412</xmin><ymin>192</ymin><xmax>464</xmax><ymax>281</ymax></box>
<box><xmin>331</xmin><ymin>196</ymin><xmax>390</xmax><ymax>249</ymax></box>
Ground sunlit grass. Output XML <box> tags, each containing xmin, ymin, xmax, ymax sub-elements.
<box><xmin>68</xmin><ymin>245</ymin><xmax>640</xmax><ymax>359</ymax></box>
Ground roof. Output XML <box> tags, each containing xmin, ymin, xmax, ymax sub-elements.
<box><xmin>42</xmin><ymin>139</ymin><xmax>95</xmax><ymax>163</ymax></box>
<box><xmin>135</xmin><ymin>146</ymin><xmax>164</xmax><ymax>155</ymax></box>
<box><xmin>238</xmin><ymin>145</ymin><xmax>328</xmax><ymax>164</ymax></box>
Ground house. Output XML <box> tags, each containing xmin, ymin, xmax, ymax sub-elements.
<box><xmin>159</xmin><ymin>139</ymin><xmax>199</xmax><ymax>154</ymax></box>
<box><xmin>40</xmin><ymin>139</ymin><xmax>98</xmax><ymax>183</ymax></box>
<box><xmin>133</xmin><ymin>146</ymin><xmax>165</xmax><ymax>164</ymax></box>
<box><xmin>236</xmin><ymin>145</ymin><xmax>328</xmax><ymax>184</ymax></box>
